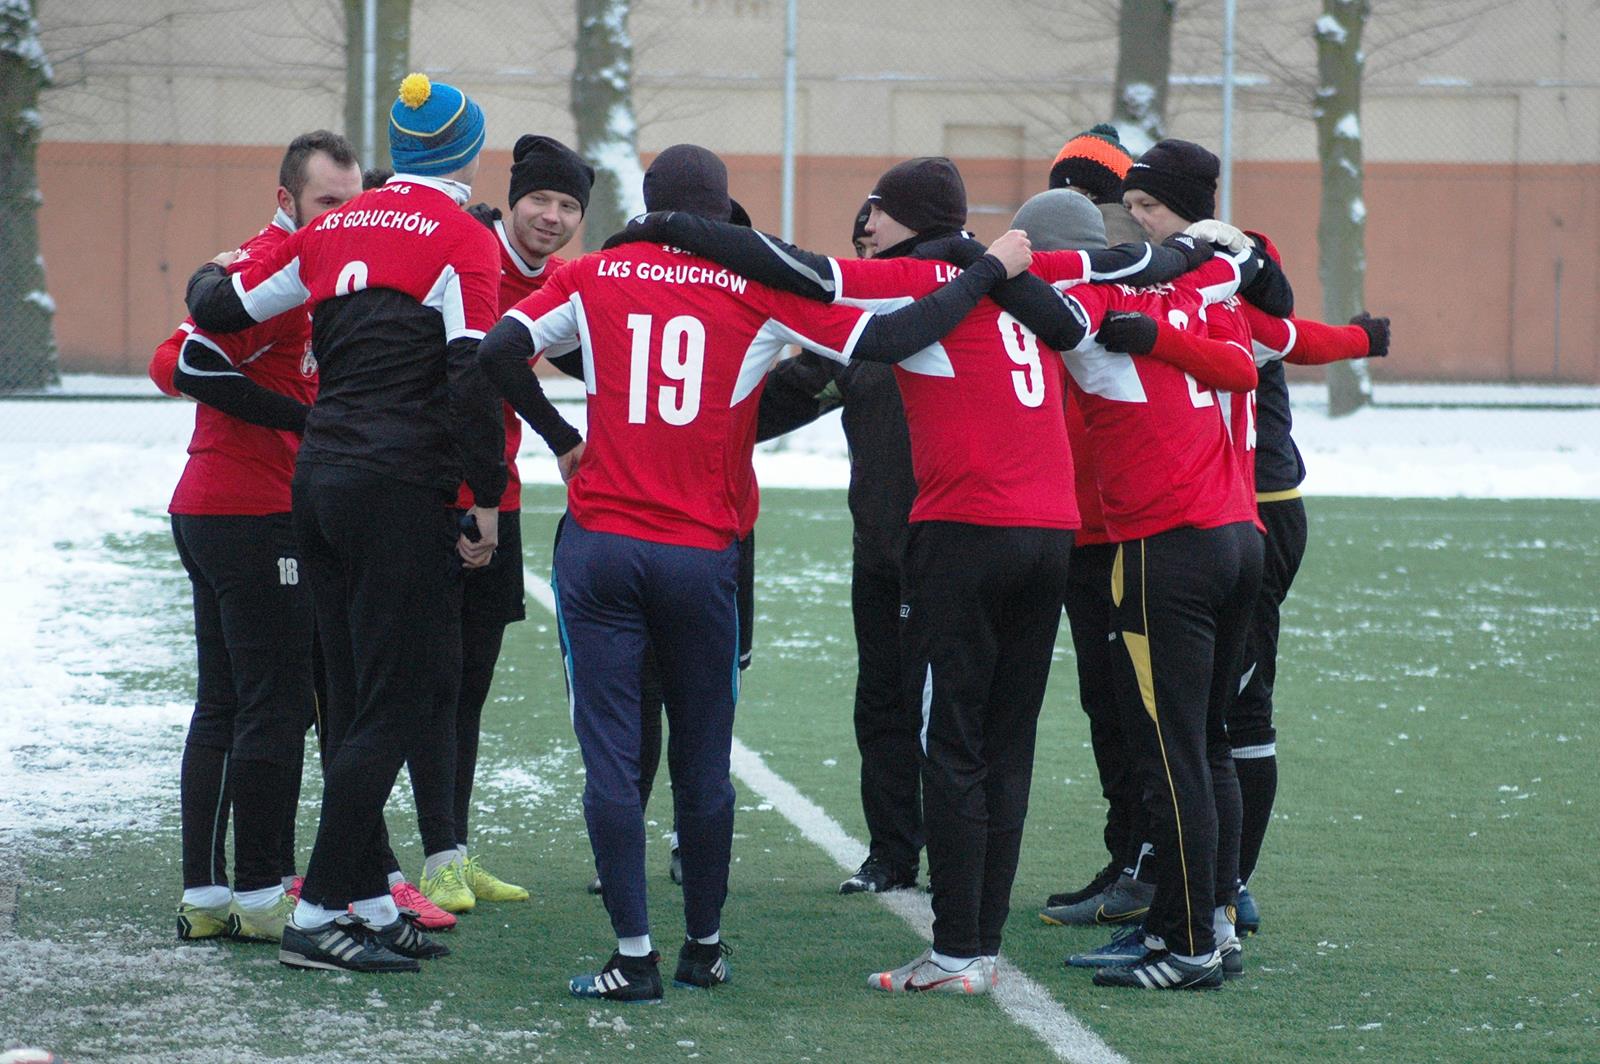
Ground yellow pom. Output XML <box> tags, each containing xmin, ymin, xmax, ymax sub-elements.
<box><xmin>398</xmin><ymin>73</ymin><xmax>432</xmax><ymax>110</ymax></box>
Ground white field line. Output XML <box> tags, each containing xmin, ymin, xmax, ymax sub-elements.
<box><xmin>523</xmin><ymin>568</ymin><xmax>1129</xmax><ymax>1064</ymax></box>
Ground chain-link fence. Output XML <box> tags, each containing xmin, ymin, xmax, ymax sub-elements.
<box><xmin>4</xmin><ymin>0</ymin><xmax>1597</xmax><ymax>395</ymax></box>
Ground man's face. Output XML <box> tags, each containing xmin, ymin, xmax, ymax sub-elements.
<box><xmin>510</xmin><ymin>189</ymin><xmax>584</xmax><ymax>262</ymax></box>
<box><xmin>853</xmin><ymin>236</ymin><xmax>874</xmax><ymax>259</ymax></box>
<box><xmin>284</xmin><ymin>152</ymin><xmax>362</xmax><ymax>228</ymax></box>
<box><xmin>1122</xmin><ymin>190</ymin><xmax>1186</xmax><ymax>242</ymax></box>
<box><xmin>866</xmin><ymin>204</ymin><xmax>916</xmax><ymax>254</ymax></box>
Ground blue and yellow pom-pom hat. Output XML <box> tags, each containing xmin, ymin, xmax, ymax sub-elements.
<box><xmin>388</xmin><ymin>73</ymin><xmax>486</xmax><ymax>177</ymax></box>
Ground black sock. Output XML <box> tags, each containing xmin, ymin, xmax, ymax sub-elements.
<box><xmin>180</xmin><ymin>742</ymin><xmax>231</xmax><ymax>889</ymax></box>
<box><xmin>1234</xmin><ymin>755</ymin><xmax>1278</xmax><ymax>885</ymax></box>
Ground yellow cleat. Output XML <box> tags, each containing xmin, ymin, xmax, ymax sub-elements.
<box><xmin>176</xmin><ymin>900</ymin><xmax>230</xmax><ymax>941</ymax></box>
<box><xmin>461</xmin><ymin>855</ymin><xmax>529</xmax><ymax>902</ymax></box>
<box><xmin>225</xmin><ymin>892</ymin><xmax>297</xmax><ymax>942</ymax></box>
<box><xmin>419</xmin><ymin>860</ymin><xmax>476</xmax><ymax>914</ymax></box>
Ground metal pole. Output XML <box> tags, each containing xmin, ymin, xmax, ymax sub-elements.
<box><xmin>781</xmin><ymin>0</ymin><xmax>798</xmax><ymax>241</ymax></box>
<box><xmin>362</xmin><ymin>0</ymin><xmax>378</xmax><ymax>167</ymax></box>
<box><xmin>1219</xmin><ymin>0</ymin><xmax>1236</xmax><ymax>221</ymax></box>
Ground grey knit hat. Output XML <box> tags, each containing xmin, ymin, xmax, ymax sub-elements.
<box><xmin>1011</xmin><ymin>189</ymin><xmax>1108</xmax><ymax>252</ymax></box>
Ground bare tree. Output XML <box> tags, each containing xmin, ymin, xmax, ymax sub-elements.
<box><xmin>1</xmin><ymin>0</ymin><xmax>57</xmax><ymax>392</ymax></box>
<box><xmin>1112</xmin><ymin>0</ymin><xmax>1177</xmax><ymax>153</ymax></box>
<box><xmin>343</xmin><ymin>0</ymin><xmax>410</xmax><ymax>170</ymax></box>
<box><xmin>571</xmin><ymin>0</ymin><xmax>644</xmax><ymax>249</ymax></box>
<box><xmin>1314</xmin><ymin>0</ymin><xmax>1370</xmax><ymax>415</ymax></box>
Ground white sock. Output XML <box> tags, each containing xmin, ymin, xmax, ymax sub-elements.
<box><xmin>1171</xmin><ymin>949</ymin><xmax>1220</xmax><ymax>966</ymax></box>
<box><xmin>669</xmin><ymin>831</ymin><xmax>679</xmax><ymax>849</ymax></box>
<box><xmin>422</xmin><ymin>850</ymin><xmax>458</xmax><ymax>880</ymax></box>
<box><xmin>694</xmin><ymin>931</ymin><xmax>720</xmax><ymax>946</ymax></box>
<box><xmin>930</xmin><ymin>950</ymin><xmax>979</xmax><ymax>971</ymax></box>
<box><xmin>1143</xmin><ymin>931</ymin><xmax>1167</xmax><ymax>951</ymax></box>
<box><xmin>618</xmin><ymin>934</ymin><xmax>653</xmax><ymax>957</ymax></box>
<box><xmin>386</xmin><ymin>870</ymin><xmax>405</xmax><ymax>889</ymax></box>
<box><xmin>182</xmin><ymin>885</ymin><xmax>231</xmax><ymax>909</ymax></box>
<box><xmin>234</xmin><ymin>885</ymin><xmax>284</xmax><ymax>910</ymax></box>
<box><xmin>292</xmin><ymin>898</ymin><xmax>344</xmax><ymax>929</ymax></box>
<box><xmin>351</xmin><ymin>893</ymin><xmax>400</xmax><ymax>926</ymax></box>
<box><xmin>1213</xmin><ymin>905</ymin><xmax>1236</xmax><ymax>943</ymax></box>
<box><xmin>281</xmin><ymin>875</ymin><xmax>299</xmax><ymax>892</ymax></box>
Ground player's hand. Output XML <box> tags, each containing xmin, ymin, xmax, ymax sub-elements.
<box><xmin>465</xmin><ymin>202</ymin><xmax>501</xmax><ymax>227</ymax></box>
<box><xmin>1160</xmin><ymin>232</ymin><xmax>1213</xmax><ymax>270</ymax></box>
<box><xmin>1184</xmin><ymin>219</ymin><xmax>1249</xmax><ymax>253</ymax></box>
<box><xmin>211</xmin><ymin>249</ymin><xmax>243</xmax><ymax>269</ymax></box>
<box><xmin>1096</xmin><ymin>311</ymin><xmax>1160</xmax><ymax>355</ymax></box>
<box><xmin>1351</xmin><ymin>312</ymin><xmax>1391</xmax><ymax>358</ymax></box>
<box><xmin>459</xmin><ymin>506</ymin><xmax>499</xmax><ymax>569</ymax></box>
<box><xmin>987</xmin><ymin>229</ymin><xmax>1032</xmax><ymax>278</ymax></box>
<box><xmin>557</xmin><ymin>439</ymin><xmax>585</xmax><ymax>483</ymax></box>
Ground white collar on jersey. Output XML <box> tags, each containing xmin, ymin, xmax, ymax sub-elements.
<box><xmin>493</xmin><ymin>218</ymin><xmax>548</xmax><ymax>278</ymax></box>
<box><xmin>271</xmin><ymin>206</ymin><xmax>298</xmax><ymax>234</ymax></box>
<box><xmin>388</xmin><ymin>172</ymin><xmax>472</xmax><ymax>206</ymax></box>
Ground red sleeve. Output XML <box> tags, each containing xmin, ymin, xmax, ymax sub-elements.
<box><xmin>1149</xmin><ymin>301</ymin><xmax>1259</xmax><ymax>392</ymax></box>
<box><xmin>759</xmin><ymin>286</ymin><xmax>871</xmax><ymax>361</ymax></box>
<box><xmin>148</xmin><ymin>327</ymin><xmax>187</xmax><ymax>397</ymax></box>
<box><xmin>454</xmin><ymin>225</ymin><xmax>503</xmax><ymax>338</ymax></box>
<box><xmin>1240</xmin><ymin>302</ymin><xmax>1293</xmax><ymax>354</ymax></box>
<box><xmin>502</xmin><ymin>257</ymin><xmax>583</xmax><ymax>359</ymax></box>
<box><xmin>1063</xmin><ymin>284</ymin><xmax>1112</xmax><ymax>333</ymax></box>
<box><xmin>835</xmin><ymin>257</ymin><xmax>932</xmax><ymax>300</ymax></box>
<box><xmin>1281</xmin><ymin>315</ymin><xmax>1371</xmax><ymax>366</ymax></box>
<box><xmin>1030</xmin><ymin>249</ymin><xmax>1091</xmax><ymax>286</ymax></box>
<box><xmin>229</xmin><ymin>226</ymin><xmax>312</xmax><ymax>323</ymax></box>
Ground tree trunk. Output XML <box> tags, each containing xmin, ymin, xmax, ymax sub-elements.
<box><xmin>1314</xmin><ymin>0</ymin><xmax>1372</xmax><ymax>416</ymax></box>
<box><xmin>0</xmin><ymin>0</ymin><xmax>58</xmax><ymax>392</ymax></box>
<box><xmin>1111</xmin><ymin>0</ymin><xmax>1176</xmax><ymax>156</ymax></box>
<box><xmin>571</xmin><ymin>0</ymin><xmax>644</xmax><ymax>250</ymax></box>
<box><xmin>343</xmin><ymin>0</ymin><xmax>412</xmax><ymax>172</ymax></box>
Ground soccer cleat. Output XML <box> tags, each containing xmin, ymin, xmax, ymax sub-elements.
<box><xmin>279</xmin><ymin>914</ymin><xmax>421</xmax><ymax>974</ymax></box>
<box><xmin>1219</xmin><ymin>935</ymin><xmax>1244</xmax><ymax>980</ymax></box>
<box><xmin>372</xmin><ymin>913</ymin><xmax>450</xmax><ymax>960</ymax></box>
<box><xmin>176</xmin><ymin>900</ymin><xmax>230</xmax><ymax>941</ymax></box>
<box><xmin>673</xmin><ymin>938</ymin><xmax>732</xmax><ymax>989</ymax></box>
<box><xmin>1041</xmin><ymin>873</ymin><xmax>1154</xmax><ymax>926</ymax></box>
<box><xmin>868</xmin><ymin>949</ymin><xmax>993</xmax><ymax>995</ymax></box>
<box><xmin>461</xmin><ymin>855</ymin><xmax>529</xmax><ymax>902</ymax></box>
<box><xmin>226</xmin><ymin>892</ymin><xmax>297</xmax><ymax>942</ymax></box>
<box><xmin>1092</xmin><ymin>950</ymin><xmax>1224</xmax><ymax>990</ymax></box>
<box><xmin>1043</xmin><ymin>859</ymin><xmax>1120</xmax><ymax>910</ymax></box>
<box><xmin>839</xmin><ymin>856</ymin><xmax>917</xmax><ymax>895</ymax></box>
<box><xmin>569</xmin><ymin>951</ymin><xmax>664</xmax><ymax>1004</ymax></box>
<box><xmin>1235</xmin><ymin>883</ymin><xmax>1261</xmax><ymax>935</ymax></box>
<box><xmin>586</xmin><ymin>874</ymin><xmax>603</xmax><ymax>895</ymax></box>
<box><xmin>418</xmin><ymin>860</ymin><xmax>475</xmax><ymax>914</ymax></box>
<box><xmin>1065</xmin><ymin>923</ymin><xmax>1151</xmax><ymax>968</ymax></box>
<box><xmin>669</xmin><ymin>846</ymin><xmax>683</xmax><ymax>886</ymax></box>
<box><xmin>391</xmin><ymin>880</ymin><xmax>457</xmax><ymax>931</ymax></box>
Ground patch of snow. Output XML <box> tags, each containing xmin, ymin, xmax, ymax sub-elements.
<box><xmin>23</xmin><ymin>289</ymin><xmax>54</xmax><ymax>314</ymax></box>
<box><xmin>1334</xmin><ymin>113</ymin><xmax>1361</xmax><ymax>139</ymax></box>
<box><xmin>1350</xmin><ymin>197</ymin><xmax>1367</xmax><ymax>224</ymax></box>
<box><xmin>1315</xmin><ymin>14</ymin><xmax>1348</xmax><ymax>44</ymax></box>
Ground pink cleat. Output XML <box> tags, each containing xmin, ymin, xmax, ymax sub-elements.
<box><xmin>392</xmin><ymin>880</ymin><xmax>458</xmax><ymax>931</ymax></box>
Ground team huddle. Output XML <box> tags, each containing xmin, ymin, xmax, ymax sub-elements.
<box><xmin>157</xmin><ymin>72</ymin><xmax>1391</xmax><ymax>999</ymax></box>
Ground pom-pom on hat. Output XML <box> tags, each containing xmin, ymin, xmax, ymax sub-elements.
<box><xmin>509</xmin><ymin>134</ymin><xmax>594</xmax><ymax>215</ymax></box>
<box><xmin>867</xmin><ymin>157</ymin><xmax>967</xmax><ymax>234</ymax></box>
<box><xmin>1048</xmin><ymin>124</ymin><xmax>1135</xmax><ymax>204</ymax></box>
<box><xmin>1122</xmin><ymin>138</ymin><xmax>1220</xmax><ymax>223</ymax></box>
<box><xmin>389</xmin><ymin>73</ymin><xmax>486</xmax><ymax>178</ymax></box>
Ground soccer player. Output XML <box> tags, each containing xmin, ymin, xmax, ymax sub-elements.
<box><xmin>478</xmin><ymin>144</ymin><xmax>1031</xmax><ymax>1002</ymax></box>
<box><xmin>186</xmin><ymin>75</ymin><xmax>510</xmax><ymax>974</ymax></box>
<box><xmin>154</xmin><ymin>130</ymin><xmax>362</xmax><ymax>946</ymax></box>
<box><xmin>1047</xmin><ymin>123</ymin><xmax>1146</xmax><ymax>246</ymax></box>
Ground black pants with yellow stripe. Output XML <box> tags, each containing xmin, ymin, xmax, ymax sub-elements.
<box><xmin>1109</xmin><ymin>521</ymin><xmax>1262</xmax><ymax>957</ymax></box>
<box><xmin>904</xmin><ymin>520</ymin><xmax>1073</xmax><ymax>958</ymax></box>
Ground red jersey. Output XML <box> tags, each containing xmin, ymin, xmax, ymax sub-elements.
<box><xmin>154</xmin><ymin>213</ymin><xmax>317</xmax><ymax>516</ymax></box>
<box><xmin>451</xmin><ymin>217</ymin><xmax>568</xmax><ymax>511</ymax></box>
<box><xmin>833</xmin><ymin>257</ymin><xmax>1078</xmax><ymax>531</ymax></box>
<box><xmin>503</xmin><ymin>242</ymin><xmax>872</xmax><ymax>549</ymax></box>
<box><xmin>1046</xmin><ymin>255</ymin><xmax>1257</xmax><ymax>542</ymax></box>
<box><xmin>1201</xmin><ymin>295</ymin><xmax>1265</xmax><ymax>526</ymax></box>
<box><xmin>1064</xmin><ymin>390</ymin><xmax>1108</xmax><ymax>545</ymax></box>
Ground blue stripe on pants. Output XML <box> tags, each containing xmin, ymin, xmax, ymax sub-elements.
<box><xmin>554</xmin><ymin>516</ymin><xmax>740</xmax><ymax>941</ymax></box>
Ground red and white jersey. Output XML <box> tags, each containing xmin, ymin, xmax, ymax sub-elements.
<box><xmin>155</xmin><ymin>212</ymin><xmax>318</xmax><ymax>516</ymax></box>
<box><xmin>1201</xmin><ymin>295</ymin><xmax>1265</xmax><ymax>526</ymax></box>
<box><xmin>1046</xmin><ymin>254</ymin><xmax>1257</xmax><ymax>542</ymax></box>
<box><xmin>832</xmin><ymin>257</ymin><xmax>1079</xmax><ymax>531</ymax></box>
<box><xmin>1064</xmin><ymin>390</ymin><xmax>1108</xmax><ymax>546</ymax></box>
<box><xmin>450</xmin><ymin>219</ymin><xmax>569</xmax><ymax>512</ymax></box>
<box><xmin>502</xmin><ymin>242</ymin><xmax>874</xmax><ymax>549</ymax></box>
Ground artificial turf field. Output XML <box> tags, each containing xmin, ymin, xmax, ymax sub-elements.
<box><xmin>2</xmin><ymin>487</ymin><xmax>1595</xmax><ymax>1063</ymax></box>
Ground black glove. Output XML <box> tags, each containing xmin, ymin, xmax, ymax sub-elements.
<box><xmin>911</xmin><ymin>233</ymin><xmax>987</xmax><ymax>268</ymax></box>
<box><xmin>1161</xmin><ymin>232</ymin><xmax>1213</xmax><ymax>271</ymax></box>
<box><xmin>605</xmin><ymin>210</ymin><xmax>675</xmax><ymax>250</ymax></box>
<box><xmin>465</xmin><ymin>202</ymin><xmax>501</xmax><ymax>229</ymax></box>
<box><xmin>1096</xmin><ymin>311</ymin><xmax>1160</xmax><ymax>355</ymax></box>
<box><xmin>1351</xmin><ymin>312</ymin><xmax>1390</xmax><ymax>358</ymax></box>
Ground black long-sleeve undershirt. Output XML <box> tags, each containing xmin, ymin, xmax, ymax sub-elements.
<box><xmin>171</xmin><ymin>337</ymin><xmax>310</xmax><ymax>432</ymax></box>
<box><xmin>186</xmin><ymin>263</ymin><xmax>257</xmax><ymax>334</ymax></box>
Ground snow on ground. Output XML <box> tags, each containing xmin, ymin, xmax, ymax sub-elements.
<box><xmin>1</xmin><ymin>385</ymin><xmax>1596</xmax><ymax>853</ymax></box>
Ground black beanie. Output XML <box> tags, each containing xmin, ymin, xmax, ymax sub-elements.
<box><xmin>729</xmin><ymin>197</ymin><xmax>752</xmax><ymax>228</ymax></box>
<box><xmin>509</xmin><ymin>135</ymin><xmax>595</xmax><ymax>216</ymax></box>
<box><xmin>643</xmin><ymin>144</ymin><xmax>732</xmax><ymax>221</ymax></box>
<box><xmin>1122</xmin><ymin>139</ymin><xmax>1219</xmax><ymax>222</ymax></box>
<box><xmin>868</xmin><ymin>157</ymin><xmax>967</xmax><ymax>233</ymax></box>
<box><xmin>850</xmin><ymin>199</ymin><xmax>872</xmax><ymax>242</ymax></box>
